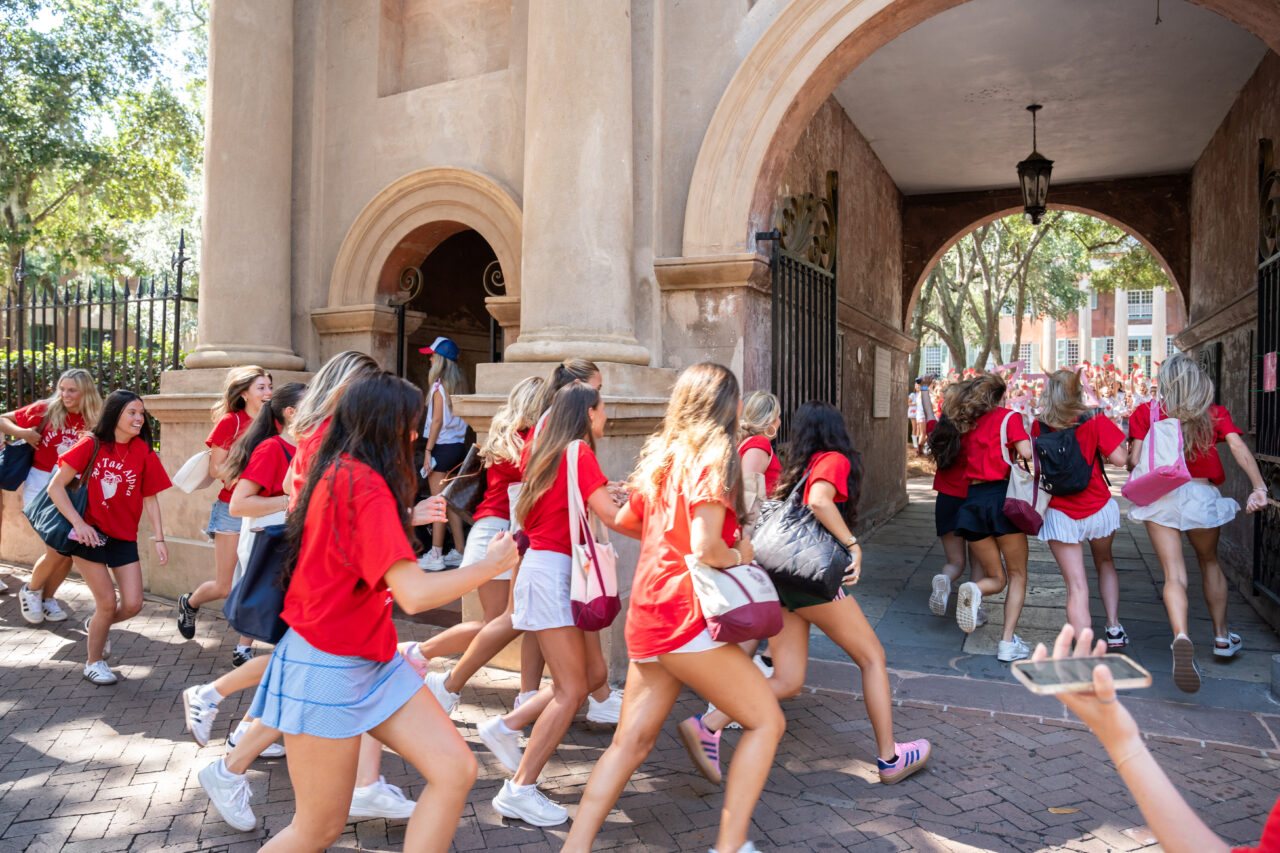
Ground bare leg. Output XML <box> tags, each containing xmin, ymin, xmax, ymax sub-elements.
<box><xmin>189</xmin><ymin>532</ymin><xmax>240</xmax><ymax>608</ymax></box>
<box><xmin>511</xmin><ymin>627</ymin><xmax>589</xmax><ymax>786</ymax></box>
<box><xmin>258</xmin><ymin>733</ymin><xmax>361</xmax><ymax>853</ymax></box>
<box><xmin>1187</xmin><ymin>526</ymin><xmax>1229</xmax><ymax>638</ymax></box>
<box><xmin>225</xmin><ymin>719</ymin><xmax>286</xmax><ymax>775</ymax></box>
<box><xmin>1088</xmin><ymin>535</ymin><xmax>1121</xmax><ymax>628</ymax></box>
<box><xmin>996</xmin><ymin>532</ymin><xmax>1029</xmax><ymax>644</ymax></box>
<box><xmin>1048</xmin><ymin>540</ymin><xmax>1091</xmax><ymax>634</ymax></box>
<box><xmin>28</xmin><ymin>548</ymin><xmax>73</xmax><ymax>597</ymax></box>
<box><xmin>586</xmin><ymin>631</ymin><xmax>611</xmax><ymax>701</ymax></box>
<box><xmin>966</xmin><ymin>538</ymin><xmax>1008</xmax><ymax>596</ymax></box>
<box><xmin>1144</xmin><ymin>521</ymin><xmax>1190</xmax><ymax>637</ymax></box>
<box><xmin>703</xmin><ymin>610</ymin><xmax>809</xmax><ymax>731</ymax></box>
<box><xmin>520</xmin><ymin>631</ymin><xmax>545</xmax><ymax>694</ymax></box>
<box><xmin>938</xmin><ymin>532</ymin><xmax>967</xmax><ymax>583</ymax></box>
<box><xmin>416</xmin><ymin>579</ymin><xmax>510</xmax><ymax>658</ymax></box>
<box><xmin>212</xmin><ymin>655</ymin><xmax>270</xmax><ymax>698</ymax></box>
<box><xmin>108</xmin><ymin>562</ymin><xmax>144</xmax><ymax>625</ymax></box>
<box><xmin>427</xmin><ymin>470</ymin><xmax>448</xmax><ymax>551</ymax></box>
<box><xmin>443</xmin><ymin>611</ymin><xmax>521</xmax><ymax>694</ymax></box>
<box><xmin>353</xmin><ymin>734</ymin><xmax>387</xmax><ymax>788</ymax></box>
<box><xmin>77</xmin><ymin>559</ymin><xmax>117</xmax><ymax>664</ymax></box>
<box><xmin>502</xmin><ymin>684</ymin><xmax>554</xmax><ymax>730</ymax></box>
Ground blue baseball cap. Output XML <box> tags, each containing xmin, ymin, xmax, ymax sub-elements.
<box><xmin>419</xmin><ymin>336</ymin><xmax>459</xmax><ymax>361</ymax></box>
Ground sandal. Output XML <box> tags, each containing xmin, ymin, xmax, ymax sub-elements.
<box><xmin>1213</xmin><ymin>632</ymin><xmax>1242</xmax><ymax>659</ymax></box>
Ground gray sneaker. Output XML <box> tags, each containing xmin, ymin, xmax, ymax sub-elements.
<box><xmin>492</xmin><ymin>780</ymin><xmax>568</xmax><ymax>826</ymax></box>
<box><xmin>198</xmin><ymin>760</ymin><xmax>256</xmax><ymax>831</ymax></box>
<box><xmin>996</xmin><ymin>634</ymin><xmax>1031</xmax><ymax>663</ymax></box>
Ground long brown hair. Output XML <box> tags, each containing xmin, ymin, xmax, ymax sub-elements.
<box><xmin>532</xmin><ymin>357</ymin><xmax>600</xmax><ymax>416</ymax></box>
<box><xmin>1038</xmin><ymin>370</ymin><xmax>1091</xmax><ymax>431</ymax></box>
<box><xmin>929</xmin><ymin>373</ymin><xmax>1006</xmax><ymax>470</ymax></box>
<box><xmin>514</xmin><ymin>382</ymin><xmax>600</xmax><ymax>525</ymax></box>
<box><xmin>212</xmin><ymin>365</ymin><xmax>270</xmax><ymax>419</ymax></box>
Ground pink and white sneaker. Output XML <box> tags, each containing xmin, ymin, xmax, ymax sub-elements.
<box><xmin>398</xmin><ymin>642</ymin><xmax>430</xmax><ymax>679</ymax></box>
<box><xmin>877</xmin><ymin>739</ymin><xmax>931</xmax><ymax>785</ymax></box>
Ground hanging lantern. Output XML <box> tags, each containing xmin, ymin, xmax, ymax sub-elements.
<box><xmin>1017</xmin><ymin>104</ymin><xmax>1054</xmax><ymax>225</ymax></box>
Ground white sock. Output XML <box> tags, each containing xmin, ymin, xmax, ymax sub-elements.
<box><xmin>216</xmin><ymin>758</ymin><xmax>243</xmax><ymax>780</ymax></box>
<box><xmin>429</xmin><ymin>546</ymin><xmax>442</xmax><ymax>557</ymax></box>
<box><xmin>197</xmin><ymin>683</ymin><xmax>224</xmax><ymax>706</ymax></box>
<box><xmin>231</xmin><ymin>719</ymin><xmax>251</xmax><ymax>738</ymax></box>
<box><xmin>234</xmin><ymin>644</ymin><xmax>252</xmax><ymax>654</ymax></box>
<box><xmin>496</xmin><ymin>718</ymin><xmax>518</xmax><ymax>736</ymax></box>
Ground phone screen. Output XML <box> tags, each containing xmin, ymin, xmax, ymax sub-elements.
<box><xmin>1013</xmin><ymin>656</ymin><xmax>1148</xmax><ymax>688</ymax></box>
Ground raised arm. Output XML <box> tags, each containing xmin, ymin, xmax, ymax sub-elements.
<box><xmin>385</xmin><ymin>531</ymin><xmax>519</xmax><ymax>614</ymax></box>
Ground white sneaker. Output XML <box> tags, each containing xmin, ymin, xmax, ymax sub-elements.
<box><xmin>418</xmin><ymin>550</ymin><xmax>446</xmax><ymax>571</ymax></box>
<box><xmin>955</xmin><ymin>582</ymin><xmax>982</xmax><ymax>634</ymax></box>
<box><xmin>227</xmin><ymin>719</ymin><xmax>286</xmax><ymax>758</ymax></box>
<box><xmin>752</xmin><ymin>654</ymin><xmax>774</xmax><ymax>678</ymax></box>
<box><xmin>997</xmin><ymin>634</ymin><xmax>1031</xmax><ymax>663</ymax></box>
<box><xmin>183</xmin><ymin>685</ymin><xmax>220</xmax><ymax>747</ymax></box>
<box><xmin>478</xmin><ymin>716</ymin><xmax>524</xmax><ymax>774</ymax></box>
<box><xmin>83</xmin><ymin>660</ymin><xmax>117</xmax><ymax>685</ymax></box>
<box><xmin>198</xmin><ymin>760</ymin><xmax>256</xmax><ymax>832</ymax></box>
<box><xmin>41</xmin><ymin>598</ymin><xmax>67</xmax><ymax>622</ymax></box>
<box><xmin>929</xmin><ymin>574</ymin><xmax>951</xmax><ymax>617</ymax></box>
<box><xmin>0</xmin><ymin>577</ymin><xmax>7</xmax><ymax>592</ymax></box>
<box><xmin>443</xmin><ymin>548</ymin><xmax>464</xmax><ymax>568</ymax></box>
<box><xmin>425</xmin><ymin>670</ymin><xmax>460</xmax><ymax>716</ymax></box>
<box><xmin>18</xmin><ymin>584</ymin><xmax>43</xmax><ymax>625</ymax></box>
<box><xmin>513</xmin><ymin>689</ymin><xmax>537</xmax><ymax>709</ymax></box>
<box><xmin>975</xmin><ymin>607</ymin><xmax>989</xmax><ymax>628</ymax></box>
<box><xmin>710</xmin><ymin>842</ymin><xmax>761</xmax><ymax>853</ymax></box>
<box><xmin>349</xmin><ymin>776</ymin><xmax>415</xmax><ymax>820</ymax></box>
<box><xmin>586</xmin><ymin>688</ymin><xmax>623</xmax><ymax>724</ymax></box>
<box><xmin>492</xmin><ymin>779</ymin><xmax>569</xmax><ymax>827</ymax></box>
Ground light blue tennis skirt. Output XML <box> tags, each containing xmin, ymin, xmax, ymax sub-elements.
<box><xmin>248</xmin><ymin>628</ymin><xmax>424</xmax><ymax>739</ymax></box>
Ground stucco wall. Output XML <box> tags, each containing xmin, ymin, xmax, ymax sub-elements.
<box><xmin>1185</xmin><ymin>50</ymin><xmax>1280</xmax><ymax>627</ymax></box>
<box><xmin>775</xmin><ymin>98</ymin><xmax>910</xmax><ymax>531</ymax></box>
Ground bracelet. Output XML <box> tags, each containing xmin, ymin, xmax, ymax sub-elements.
<box><xmin>153</xmin><ymin>538</ymin><xmax>165</xmax><ymax>543</ymax></box>
<box><xmin>1253</xmin><ymin>486</ymin><xmax>1268</xmax><ymax>494</ymax></box>
<box><xmin>729</xmin><ymin>547</ymin><xmax>742</xmax><ymax>565</ymax></box>
<box><xmin>1111</xmin><ymin>744</ymin><xmax>1147</xmax><ymax>772</ymax></box>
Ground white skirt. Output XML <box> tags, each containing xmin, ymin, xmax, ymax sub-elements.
<box><xmin>1128</xmin><ymin>480</ymin><xmax>1239</xmax><ymax>531</ymax></box>
<box><xmin>511</xmin><ymin>549</ymin><xmax>574</xmax><ymax>632</ymax></box>
<box><xmin>22</xmin><ymin>467</ymin><xmax>53</xmax><ymax>509</ymax></box>
<box><xmin>1038</xmin><ymin>499</ymin><xmax>1121</xmax><ymax>544</ymax></box>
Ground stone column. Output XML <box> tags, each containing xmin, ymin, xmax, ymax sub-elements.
<box><xmin>1114</xmin><ymin>288</ymin><xmax>1130</xmax><ymax>375</ymax></box>
<box><xmin>185</xmin><ymin>0</ymin><xmax>304</xmax><ymax>371</ymax></box>
<box><xmin>1078</xmin><ymin>277</ymin><xmax>1093</xmax><ymax>364</ymax></box>
<box><xmin>1042</xmin><ymin>316</ymin><xmax>1057</xmax><ymax>372</ymax></box>
<box><xmin>1152</xmin><ymin>286</ymin><xmax>1168</xmax><ymax>367</ymax></box>
<box><xmin>502</xmin><ymin>0</ymin><xmax>649</xmax><ymax>366</ymax></box>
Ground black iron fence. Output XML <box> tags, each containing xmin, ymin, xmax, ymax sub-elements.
<box><xmin>2</xmin><ymin>234</ymin><xmax>196</xmax><ymax>412</ymax></box>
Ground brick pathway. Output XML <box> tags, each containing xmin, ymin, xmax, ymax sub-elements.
<box><xmin>0</xmin><ymin>565</ymin><xmax>1278</xmax><ymax>852</ymax></box>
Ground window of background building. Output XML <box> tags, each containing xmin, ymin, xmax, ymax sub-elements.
<box><xmin>1019</xmin><ymin>342</ymin><xmax>1033</xmax><ymax>364</ymax></box>
<box><xmin>1129</xmin><ymin>337</ymin><xmax>1153</xmax><ymax>375</ymax></box>
<box><xmin>1058</xmin><ymin>339</ymin><xmax>1080</xmax><ymax>367</ymax></box>
<box><xmin>922</xmin><ymin>344</ymin><xmax>945</xmax><ymax>376</ymax></box>
<box><xmin>1089</xmin><ymin>291</ymin><xmax>1098</xmax><ymax>310</ymax></box>
<box><xmin>1128</xmin><ymin>289</ymin><xmax>1153</xmax><ymax>320</ymax></box>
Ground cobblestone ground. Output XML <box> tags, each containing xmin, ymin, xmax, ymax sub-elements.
<box><xmin>0</xmin><ymin>565</ymin><xmax>1278</xmax><ymax>852</ymax></box>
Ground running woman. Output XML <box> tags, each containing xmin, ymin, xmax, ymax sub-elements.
<box><xmin>931</xmin><ymin>372</ymin><xmax>1033</xmax><ymax>662</ymax></box>
<box><xmin>6</xmin><ymin>368</ymin><xmax>102</xmax><ymax>619</ymax></box>
<box><xmin>926</xmin><ymin>379</ymin><xmax>984</xmax><ymax>622</ymax></box>
<box><xmin>564</xmin><ymin>363</ymin><xmax>783</xmax><ymax>853</ymax></box>
<box><xmin>1033</xmin><ymin>370</ymin><xmax>1129</xmax><ymax>645</ymax></box>
<box><xmin>684</xmin><ymin>400</ymin><xmax>931</xmax><ymax>791</ymax></box>
<box><xmin>243</xmin><ymin>372</ymin><xmax>518</xmax><ymax>853</ymax></box>
<box><xmin>47</xmin><ymin>390</ymin><xmax>171</xmax><ymax>685</ymax></box>
<box><xmin>1127</xmin><ymin>353</ymin><xmax>1269</xmax><ymax>692</ymax></box>
<box><xmin>176</xmin><ymin>365</ymin><xmax>272</xmax><ymax>667</ymax></box>
<box><xmin>417</xmin><ymin>336</ymin><xmax>469</xmax><ymax>571</ymax></box>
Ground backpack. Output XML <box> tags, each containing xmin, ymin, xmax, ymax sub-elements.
<box><xmin>1034</xmin><ymin>413</ymin><xmax>1108</xmax><ymax>497</ymax></box>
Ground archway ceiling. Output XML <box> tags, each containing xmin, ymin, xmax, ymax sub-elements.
<box><xmin>832</xmin><ymin>0</ymin><xmax>1267</xmax><ymax>195</ymax></box>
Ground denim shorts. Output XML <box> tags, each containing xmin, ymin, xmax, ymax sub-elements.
<box><xmin>206</xmin><ymin>499</ymin><xmax>239</xmax><ymax>537</ymax></box>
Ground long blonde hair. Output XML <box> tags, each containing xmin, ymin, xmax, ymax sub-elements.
<box><xmin>292</xmin><ymin>351</ymin><xmax>379</xmax><ymax>438</ymax></box>
<box><xmin>481</xmin><ymin>376</ymin><xmax>544</xmax><ymax>467</ymax></box>
<box><xmin>1038</xmin><ymin>370</ymin><xmax>1091</xmax><ymax>431</ymax></box>
<box><xmin>739</xmin><ymin>390</ymin><xmax>780</xmax><ymax>440</ymax></box>
<box><xmin>1158</xmin><ymin>353</ymin><xmax>1216</xmax><ymax>456</ymax></box>
<box><xmin>41</xmin><ymin>368</ymin><xmax>103</xmax><ymax>432</ymax></box>
<box><xmin>212</xmin><ymin>365</ymin><xmax>270</xmax><ymax>420</ymax></box>
<box><xmin>428</xmin><ymin>352</ymin><xmax>467</xmax><ymax>398</ymax></box>
<box><xmin>630</xmin><ymin>362</ymin><xmax>745</xmax><ymax>518</ymax></box>
<box><xmin>514</xmin><ymin>382</ymin><xmax>599</xmax><ymax>525</ymax></box>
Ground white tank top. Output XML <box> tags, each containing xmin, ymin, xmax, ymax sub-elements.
<box><xmin>427</xmin><ymin>380</ymin><xmax>468</xmax><ymax>444</ymax></box>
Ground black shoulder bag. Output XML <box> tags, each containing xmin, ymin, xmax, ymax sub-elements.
<box><xmin>752</xmin><ymin>472</ymin><xmax>850</xmax><ymax>600</ymax></box>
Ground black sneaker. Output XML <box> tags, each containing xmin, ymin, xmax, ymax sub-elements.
<box><xmin>177</xmin><ymin>593</ymin><xmax>198</xmax><ymax>640</ymax></box>
<box><xmin>232</xmin><ymin>647</ymin><xmax>254</xmax><ymax>667</ymax></box>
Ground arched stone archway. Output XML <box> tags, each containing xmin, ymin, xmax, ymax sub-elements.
<box><xmin>312</xmin><ymin>167</ymin><xmax>523</xmax><ymax>361</ymax></box>
<box><xmin>680</xmin><ymin>0</ymin><xmax>1280</xmax><ymax>260</ymax></box>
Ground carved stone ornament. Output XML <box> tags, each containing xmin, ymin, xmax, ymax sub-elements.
<box><xmin>776</xmin><ymin>170</ymin><xmax>838</xmax><ymax>272</ymax></box>
<box><xmin>1261</xmin><ymin>139</ymin><xmax>1280</xmax><ymax>264</ymax></box>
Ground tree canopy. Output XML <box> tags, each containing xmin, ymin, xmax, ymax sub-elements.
<box><xmin>0</xmin><ymin>0</ymin><xmax>205</xmax><ymax>290</ymax></box>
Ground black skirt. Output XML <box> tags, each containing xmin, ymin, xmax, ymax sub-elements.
<box><xmin>953</xmin><ymin>480</ymin><xmax>1022</xmax><ymax>541</ymax></box>
<box><xmin>934</xmin><ymin>492</ymin><xmax>967</xmax><ymax>537</ymax></box>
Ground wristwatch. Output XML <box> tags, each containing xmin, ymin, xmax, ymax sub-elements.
<box><xmin>846</xmin><ymin>535</ymin><xmax>857</xmax><ymax>547</ymax></box>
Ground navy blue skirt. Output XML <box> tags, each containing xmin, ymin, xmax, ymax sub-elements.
<box><xmin>953</xmin><ymin>480</ymin><xmax>1021</xmax><ymax>541</ymax></box>
<box><xmin>934</xmin><ymin>493</ymin><xmax>966</xmax><ymax>537</ymax></box>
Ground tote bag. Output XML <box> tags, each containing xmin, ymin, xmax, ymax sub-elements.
<box><xmin>566</xmin><ymin>441</ymin><xmax>620</xmax><ymax>631</ymax></box>
<box><xmin>23</xmin><ymin>440</ymin><xmax>100</xmax><ymax>553</ymax></box>
<box><xmin>685</xmin><ymin>556</ymin><xmax>782</xmax><ymax>643</ymax></box>
<box><xmin>0</xmin><ymin>441</ymin><xmax>35</xmax><ymax>491</ymax></box>
<box><xmin>222</xmin><ymin>523</ymin><xmax>290</xmax><ymax>644</ymax></box>
<box><xmin>752</xmin><ymin>472</ymin><xmax>849</xmax><ymax>600</ymax></box>
<box><xmin>1001</xmin><ymin>412</ymin><xmax>1050</xmax><ymax>535</ymax></box>
<box><xmin>440</xmin><ymin>444</ymin><xmax>486</xmax><ymax>524</ymax></box>
<box><xmin>173</xmin><ymin>448</ymin><xmax>215</xmax><ymax>494</ymax></box>
<box><xmin>1121</xmin><ymin>400</ymin><xmax>1191</xmax><ymax>506</ymax></box>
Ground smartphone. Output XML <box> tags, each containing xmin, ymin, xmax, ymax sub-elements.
<box><xmin>1011</xmin><ymin>654</ymin><xmax>1152</xmax><ymax>695</ymax></box>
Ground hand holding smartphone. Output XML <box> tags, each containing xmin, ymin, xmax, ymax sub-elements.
<box><xmin>1012</xmin><ymin>654</ymin><xmax>1152</xmax><ymax>696</ymax></box>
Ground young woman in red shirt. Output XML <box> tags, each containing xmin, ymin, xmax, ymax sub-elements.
<box><xmin>47</xmin><ymin>390</ymin><xmax>171</xmax><ymax>685</ymax></box>
<box><xmin>931</xmin><ymin>373</ymin><xmax>1034</xmax><ymax>662</ymax></box>
<box><xmin>565</xmin><ymin>363</ymin><xmax>783</xmax><ymax>853</ymax></box>
<box><xmin>684</xmin><ymin>399</ymin><xmax>930</xmax><ymax>794</ymax></box>
<box><xmin>925</xmin><ymin>379</ymin><xmax>985</xmax><ymax>622</ymax></box>
<box><xmin>1127</xmin><ymin>354</ymin><xmax>1269</xmax><ymax>693</ymax></box>
<box><xmin>738</xmin><ymin>390</ymin><xmax>782</xmax><ymax>501</ymax></box>
<box><xmin>5</xmin><ymin>368</ymin><xmax>102</xmax><ymax>620</ymax></box>
<box><xmin>176</xmin><ymin>365</ymin><xmax>273</xmax><ymax>666</ymax></box>
<box><xmin>242</xmin><ymin>371</ymin><xmax>518</xmax><ymax>853</ymax></box>
<box><xmin>181</xmin><ymin>382</ymin><xmax>306</xmax><ymax>761</ymax></box>
<box><xmin>1033</xmin><ymin>370</ymin><xmax>1130</xmax><ymax>645</ymax></box>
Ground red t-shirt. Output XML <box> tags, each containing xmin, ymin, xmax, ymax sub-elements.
<box><xmin>1031</xmin><ymin>415</ymin><xmax>1125</xmax><ymax>519</ymax></box>
<box><xmin>474</xmin><ymin>428</ymin><xmax>531</xmax><ymax>522</ymax></box>
<box><xmin>59</xmin><ymin>435</ymin><xmax>171</xmax><ymax>542</ymax></box>
<box><xmin>738</xmin><ymin>435</ymin><xmax>781</xmax><ymax>496</ymax></box>
<box><xmin>962</xmin><ymin>408</ymin><xmax>1030</xmax><ymax>482</ymax></box>
<box><xmin>282</xmin><ymin>456</ymin><xmax>416</xmax><ymax>661</ymax></box>
<box><xmin>803</xmin><ymin>452</ymin><xmax>852</xmax><ymax>504</ymax></box>
<box><xmin>1128</xmin><ymin>402</ymin><xmax>1242</xmax><ymax>485</ymax></box>
<box><xmin>288</xmin><ymin>417</ymin><xmax>331</xmax><ymax>510</ymax></box>
<box><xmin>1235</xmin><ymin>794</ymin><xmax>1280</xmax><ymax>852</ymax></box>
<box><xmin>240</xmin><ymin>436</ymin><xmax>295</xmax><ymax>499</ymax></box>
<box><xmin>521</xmin><ymin>442</ymin><xmax>609</xmax><ymax>555</ymax></box>
<box><xmin>927</xmin><ymin>418</ymin><xmax>969</xmax><ymax>499</ymax></box>
<box><xmin>206</xmin><ymin>410</ymin><xmax>253</xmax><ymax>503</ymax></box>
<box><xmin>625</xmin><ymin>466</ymin><xmax>739</xmax><ymax>659</ymax></box>
<box><xmin>13</xmin><ymin>402</ymin><xmax>86</xmax><ymax>472</ymax></box>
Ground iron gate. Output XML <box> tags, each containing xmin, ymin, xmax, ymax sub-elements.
<box><xmin>1254</xmin><ymin>140</ymin><xmax>1280</xmax><ymax>604</ymax></box>
<box><xmin>758</xmin><ymin>171</ymin><xmax>839</xmax><ymax>443</ymax></box>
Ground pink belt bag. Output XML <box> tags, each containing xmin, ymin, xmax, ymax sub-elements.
<box><xmin>684</xmin><ymin>556</ymin><xmax>783</xmax><ymax>644</ymax></box>
<box><xmin>1121</xmin><ymin>401</ymin><xmax>1191</xmax><ymax>506</ymax></box>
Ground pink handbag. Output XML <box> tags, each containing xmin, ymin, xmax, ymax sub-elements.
<box><xmin>1001</xmin><ymin>412</ymin><xmax>1050</xmax><ymax>535</ymax></box>
<box><xmin>1121</xmin><ymin>401</ymin><xmax>1191</xmax><ymax>506</ymax></box>
<box><xmin>566</xmin><ymin>441</ymin><xmax>621</xmax><ymax>631</ymax></box>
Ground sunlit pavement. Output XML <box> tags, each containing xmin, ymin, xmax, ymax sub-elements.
<box><xmin>1</xmin><ymin>480</ymin><xmax>1278</xmax><ymax>852</ymax></box>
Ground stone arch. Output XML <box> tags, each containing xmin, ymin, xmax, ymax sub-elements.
<box><xmin>681</xmin><ymin>0</ymin><xmax>1280</xmax><ymax>259</ymax></box>
<box><xmin>328</xmin><ymin>166</ymin><xmax>523</xmax><ymax>309</ymax></box>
